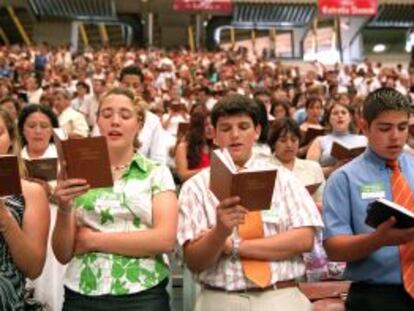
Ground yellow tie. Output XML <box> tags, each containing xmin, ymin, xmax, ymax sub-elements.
<box><xmin>387</xmin><ymin>160</ymin><xmax>414</xmax><ymax>299</ymax></box>
<box><xmin>238</xmin><ymin>211</ymin><xmax>272</xmax><ymax>288</ymax></box>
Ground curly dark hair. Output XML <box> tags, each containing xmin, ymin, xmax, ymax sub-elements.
<box><xmin>185</xmin><ymin>111</ymin><xmax>212</xmax><ymax>169</ymax></box>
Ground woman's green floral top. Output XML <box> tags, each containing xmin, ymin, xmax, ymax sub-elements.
<box><xmin>63</xmin><ymin>153</ymin><xmax>176</xmax><ymax>296</ymax></box>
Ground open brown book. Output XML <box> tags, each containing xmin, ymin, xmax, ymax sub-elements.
<box><xmin>209</xmin><ymin>149</ymin><xmax>277</xmax><ymax>211</ymax></box>
<box><xmin>25</xmin><ymin>158</ymin><xmax>58</xmax><ymax>182</ymax></box>
<box><xmin>330</xmin><ymin>141</ymin><xmax>366</xmax><ymax>160</ymax></box>
<box><xmin>0</xmin><ymin>155</ymin><xmax>22</xmax><ymax>197</ymax></box>
<box><xmin>53</xmin><ymin>129</ymin><xmax>113</xmax><ymax>189</ymax></box>
<box><xmin>305</xmin><ymin>182</ymin><xmax>322</xmax><ymax>195</ymax></box>
<box><xmin>301</xmin><ymin>127</ymin><xmax>325</xmax><ymax>146</ymax></box>
<box><xmin>170</xmin><ymin>103</ymin><xmax>188</xmax><ymax>113</ymax></box>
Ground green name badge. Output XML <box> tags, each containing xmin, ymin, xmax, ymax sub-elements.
<box><xmin>262</xmin><ymin>208</ymin><xmax>279</xmax><ymax>223</ymax></box>
<box><xmin>360</xmin><ymin>183</ymin><xmax>386</xmax><ymax>200</ymax></box>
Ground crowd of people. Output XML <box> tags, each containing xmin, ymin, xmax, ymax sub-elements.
<box><xmin>0</xmin><ymin>42</ymin><xmax>414</xmax><ymax>311</ymax></box>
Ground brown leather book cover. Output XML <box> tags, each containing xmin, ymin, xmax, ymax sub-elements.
<box><xmin>53</xmin><ymin>129</ymin><xmax>113</xmax><ymax>189</ymax></box>
<box><xmin>25</xmin><ymin>158</ymin><xmax>58</xmax><ymax>181</ymax></box>
<box><xmin>170</xmin><ymin>103</ymin><xmax>187</xmax><ymax>113</ymax></box>
<box><xmin>209</xmin><ymin>150</ymin><xmax>277</xmax><ymax>211</ymax></box>
<box><xmin>301</xmin><ymin>127</ymin><xmax>325</xmax><ymax>146</ymax></box>
<box><xmin>0</xmin><ymin>155</ymin><xmax>22</xmax><ymax>196</ymax></box>
<box><xmin>305</xmin><ymin>183</ymin><xmax>322</xmax><ymax>195</ymax></box>
<box><xmin>331</xmin><ymin>141</ymin><xmax>365</xmax><ymax>160</ymax></box>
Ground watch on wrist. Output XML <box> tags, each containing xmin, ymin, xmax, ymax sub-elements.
<box><xmin>230</xmin><ymin>237</ymin><xmax>241</xmax><ymax>262</ymax></box>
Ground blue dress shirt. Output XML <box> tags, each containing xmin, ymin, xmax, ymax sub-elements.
<box><xmin>323</xmin><ymin>147</ymin><xmax>414</xmax><ymax>284</ymax></box>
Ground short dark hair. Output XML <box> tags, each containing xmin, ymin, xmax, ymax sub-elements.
<box><xmin>363</xmin><ymin>87</ymin><xmax>412</xmax><ymax>125</ymax></box>
<box><xmin>211</xmin><ymin>94</ymin><xmax>259</xmax><ymax>128</ymax></box>
<box><xmin>305</xmin><ymin>96</ymin><xmax>323</xmax><ymax>110</ymax></box>
<box><xmin>119</xmin><ymin>65</ymin><xmax>144</xmax><ymax>83</ymax></box>
<box><xmin>18</xmin><ymin>104</ymin><xmax>59</xmax><ymax>146</ymax></box>
<box><xmin>267</xmin><ymin>118</ymin><xmax>301</xmax><ymax>152</ymax></box>
<box><xmin>270</xmin><ymin>98</ymin><xmax>290</xmax><ymax>117</ymax></box>
<box><xmin>76</xmin><ymin>81</ymin><xmax>90</xmax><ymax>93</ymax></box>
<box><xmin>253</xmin><ymin>87</ymin><xmax>271</xmax><ymax>98</ymax></box>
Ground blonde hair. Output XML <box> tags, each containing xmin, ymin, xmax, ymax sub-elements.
<box><xmin>97</xmin><ymin>87</ymin><xmax>146</xmax><ymax>149</ymax></box>
<box><xmin>0</xmin><ymin>107</ymin><xmax>26</xmax><ymax>177</ymax></box>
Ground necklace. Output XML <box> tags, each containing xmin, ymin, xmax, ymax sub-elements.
<box><xmin>111</xmin><ymin>162</ymin><xmax>131</xmax><ymax>172</ymax></box>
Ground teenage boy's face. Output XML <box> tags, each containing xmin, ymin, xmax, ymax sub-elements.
<box><xmin>363</xmin><ymin>110</ymin><xmax>409</xmax><ymax>160</ymax></box>
<box><xmin>214</xmin><ymin>114</ymin><xmax>261</xmax><ymax>167</ymax></box>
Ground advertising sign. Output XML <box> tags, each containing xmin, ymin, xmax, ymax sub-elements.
<box><xmin>173</xmin><ymin>0</ymin><xmax>233</xmax><ymax>12</ymax></box>
<box><xmin>319</xmin><ymin>0</ymin><xmax>378</xmax><ymax>16</ymax></box>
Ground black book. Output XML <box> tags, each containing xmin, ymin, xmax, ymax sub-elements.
<box><xmin>365</xmin><ymin>198</ymin><xmax>414</xmax><ymax>229</ymax></box>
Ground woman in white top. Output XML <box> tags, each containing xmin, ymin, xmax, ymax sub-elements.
<box><xmin>0</xmin><ymin>107</ymin><xmax>49</xmax><ymax>310</ymax></box>
<box><xmin>307</xmin><ymin>102</ymin><xmax>367</xmax><ymax>178</ymax></box>
<box><xmin>18</xmin><ymin>104</ymin><xmax>66</xmax><ymax>311</ymax></box>
<box><xmin>268</xmin><ymin>118</ymin><xmax>346</xmax><ymax>282</ymax></box>
<box><xmin>267</xmin><ymin>118</ymin><xmax>325</xmax><ymax>204</ymax></box>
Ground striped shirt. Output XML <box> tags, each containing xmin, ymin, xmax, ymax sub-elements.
<box><xmin>177</xmin><ymin>155</ymin><xmax>323</xmax><ymax>291</ymax></box>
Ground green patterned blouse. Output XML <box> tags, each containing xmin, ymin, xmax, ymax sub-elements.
<box><xmin>63</xmin><ymin>153</ymin><xmax>176</xmax><ymax>296</ymax></box>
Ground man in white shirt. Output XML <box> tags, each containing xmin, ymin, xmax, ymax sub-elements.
<box><xmin>53</xmin><ymin>88</ymin><xmax>89</xmax><ymax>138</ymax></box>
<box><xmin>178</xmin><ymin>94</ymin><xmax>323</xmax><ymax>311</ymax></box>
<box><xmin>119</xmin><ymin>65</ymin><xmax>168</xmax><ymax>164</ymax></box>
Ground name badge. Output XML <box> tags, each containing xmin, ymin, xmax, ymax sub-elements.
<box><xmin>360</xmin><ymin>183</ymin><xmax>386</xmax><ymax>199</ymax></box>
<box><xmin>262</xmin><ymin>209</ymin><xmax>279</xmax><ymax>223</ymax></box>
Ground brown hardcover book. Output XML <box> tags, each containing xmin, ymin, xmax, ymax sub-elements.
<box><xmin>305</xmin><ymin>182</ymin><xmax>322</xmax><ymax>195</ymax></box>
<box><xmin>330</xmin><ymin>141</ymin><xmax>366</xmax><ymax>160</ymax></box>
<box><xmin>0</xmin><ymin>155</ymin><xmax>22</xmax><ymax>197</ymax></box>
<box><xmin>25</xmin><ymin>158</ymin><xmax>58</xmax><ymax>181</ymax></box>
<box><xmin>170</xmin><ymin>103</ymin><xmax>187</xmax><ymax>113</ymax></box>
<box><xmin>209</xmin><ymin>149</ymin><xmax>277</xmax><ymax>211</ymax></box>
<box><xmin>301</xmin><ymin>127</ymin><xmax>325</xmax><ymax>146</ymax></box>
<box><xmin>53</xmin><ymin>129</ymin><xmax>113</xmax><ymax>189</ymax></box>
<box><xmin>177</xmin><ymin>122</ymin><xmax>190</xmax><ymax>140</ymax></box>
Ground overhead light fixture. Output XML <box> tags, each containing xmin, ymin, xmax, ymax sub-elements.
<box><xmin>372</xmin><ymin>44</ymin><xmax>386</xmax><ymax>53</ymax></box>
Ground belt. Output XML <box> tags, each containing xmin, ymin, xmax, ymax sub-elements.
<box><xmin>203</xmin><ymin>280</ymin><xmax>298</xmax><ymax>293</ymax></box>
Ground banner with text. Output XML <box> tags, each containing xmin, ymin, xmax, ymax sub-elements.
<box><xmin>173</xmin><ymin>0</ymin><xmax>233</xmax><ymax>12</ymax></box>
<box><xmin>319</xmin><ymin>0</ymin><xmax>377</xmax><ymax>16</ymax></box>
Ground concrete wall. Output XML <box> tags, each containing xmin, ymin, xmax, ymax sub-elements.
<box><xmin>32</xmin><ymin>21</ymin><xmax>71</xmax><ymax>46</ymax></box>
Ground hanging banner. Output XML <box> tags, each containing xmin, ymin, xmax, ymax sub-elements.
<box><xmin>173</xmin><ymin>0</ymin><xmax>233</xmax><ymax>12</ymax></box>
<box><xmin>319</xmin><ymin>0</ymin><xmax>378</xmax><ymax>16</ymax></box>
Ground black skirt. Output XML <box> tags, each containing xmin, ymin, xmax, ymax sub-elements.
<box><xmin>62</xmin><ymin>278</ymin><xmax>170</xmax><ymax>311</ymax></box>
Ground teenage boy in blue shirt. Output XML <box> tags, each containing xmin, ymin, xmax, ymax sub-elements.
<box><xmin>323</xmin><ymin>87</ymin><xmax>414</xmax><ymax>310</ymax></box>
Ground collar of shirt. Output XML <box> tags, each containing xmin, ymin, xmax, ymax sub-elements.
<box><xmin>363</xmin><ymin>147</ymin><xmax>393</xmax><ymax>172</ymax></box>
<box><xmin>122</xmin><ymin>152</ymin><xmax>153</xmax><ymax>178</ymax></box>
<box><xmin>235</xmin><ymin>153</ymin><xmax>256</xmax><ymax>172</ymax></box>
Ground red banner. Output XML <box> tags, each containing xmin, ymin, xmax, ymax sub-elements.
<box><xmin>173</xmin><ymin>0</ymin><xmax>233</xmax><ymax>12</ymax></box>
<box><xmin>319</xmin><ymin>0</ymin><xmax>377</xmax><ymax>16</ymax></box>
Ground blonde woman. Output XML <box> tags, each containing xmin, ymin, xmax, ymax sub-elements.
<box><xmin>53</xmin><ymin>87</ymin><xmax>178</xmax><ymax>310</ymax></box>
